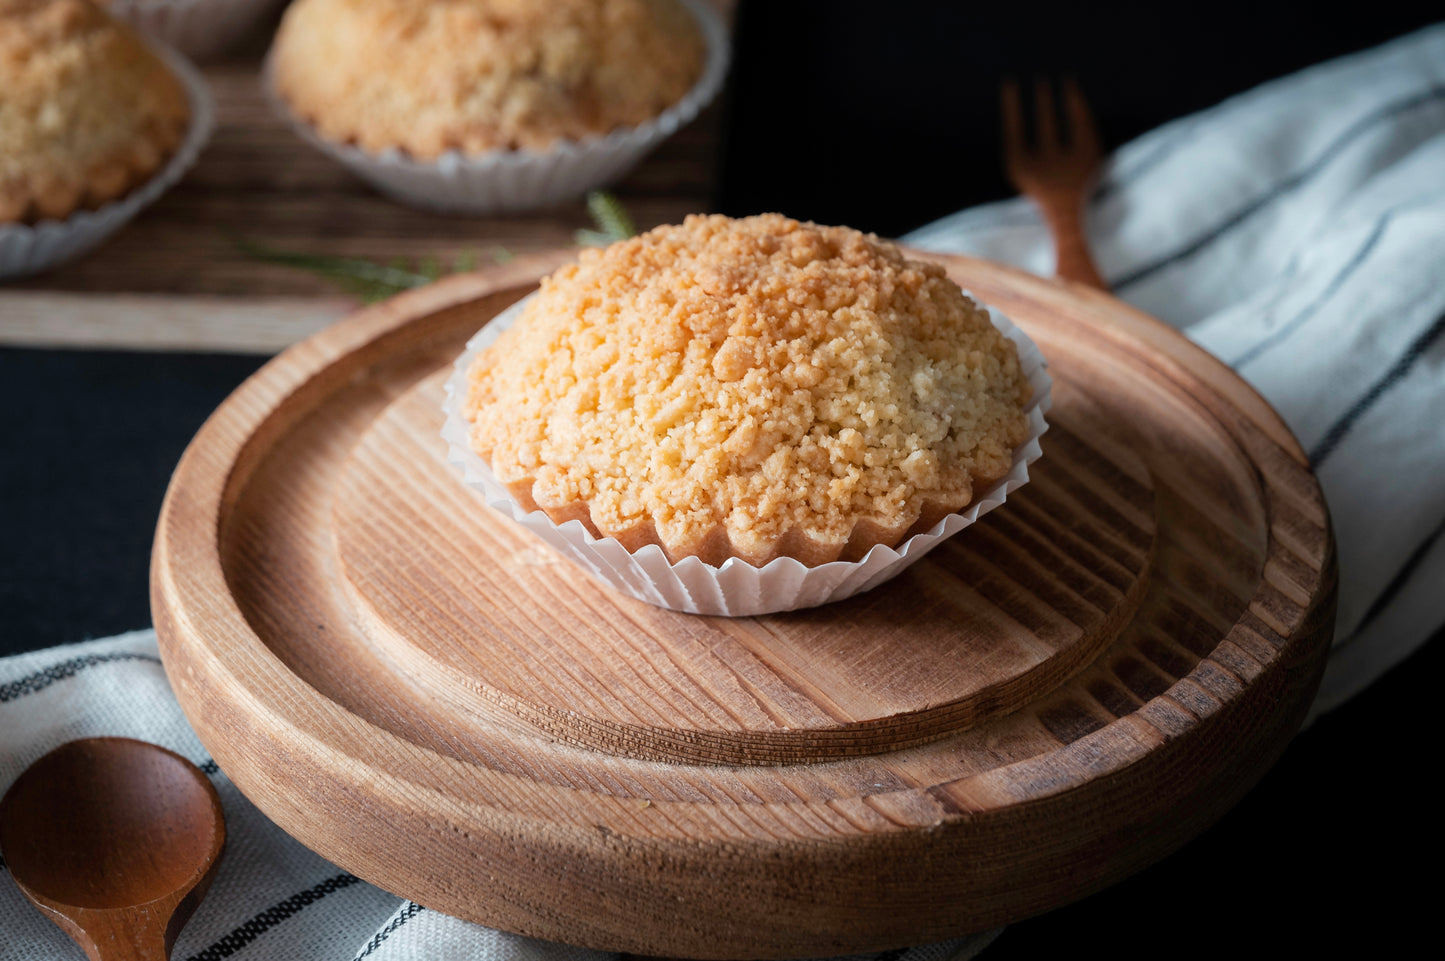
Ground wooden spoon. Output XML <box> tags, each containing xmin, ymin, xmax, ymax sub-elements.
<box><xmin>0</xmin><ymin>737</ymin><xmax>225</xmax><ymax>961</ymax></box>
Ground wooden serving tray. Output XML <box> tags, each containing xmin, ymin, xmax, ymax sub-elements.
<box><xmin>152</xmin><ymin>251</ymin><xmax>1335</xmax><ymax>959</ymax></box>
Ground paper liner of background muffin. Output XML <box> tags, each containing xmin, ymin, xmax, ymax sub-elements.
<box><xmin>441</xmin><ymin>293</ymin><xmax>1053</xmax><ymax>617</ymax></box>
<box><xmin>0</xmin><ymin>42</ymin><xmax>214</xmax><ymax>282</ymax></box>
<box><xmin>108</xmin><ymin>0</ymin><xmax>288</xmax><ymax>61</ymax></box>
<box><xmin>262</xmin><ymin>0</ymin><xmax>730</xmax><ymax>214</ymax></box>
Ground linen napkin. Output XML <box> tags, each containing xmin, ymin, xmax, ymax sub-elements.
<box><xmin>907</xmin><ymin>21</ymin><xmax>1445</xmax><ymax>716</ymax></box>
<box><xmin>0</xmin><ymin>632</ymin><xmax>999</xmax><ymax>959</ymax></box>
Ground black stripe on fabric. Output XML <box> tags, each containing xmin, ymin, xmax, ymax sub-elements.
<box><xmin>1112</xmin><ymin>85</ymin><xmax>1445</xmax><ymax>290</ymax></box>
<box><xmin>1230</xmin><ymin>212</ymin><xmax>1394</xmax><ymax>369</ymax></box>
<box><xmin>1336</xmin><ymin>510</ymin><xmax>1445</xmax><ymax>651</ymax></box>
<box><xmin>1241</xmin><ymin>237</ymin><xmax>1312</xmax><ymax>329</ymax></box>
<box><xmin>0</xmin><ymin>651</ymin><xmax>162</xmax><ymax>704</ymax></box>
<box><xmin>352</xmin><ymin>902</ymin><xmax>426</xmax><ymax>961</ymax></box>
<box><xmin>872</xmin><ymin>949</ymin><xmax>910</xmax><ymax>961</ymax></box>
<box><xmin>1310</xmin><ymin>307</ymin><xmax>1445</xmax><ymax>466</ymax></box>
<box><xmin>1093</xmin><ymin>127</ymin><xmax>1195</xmax><ymax>202</ymax></box>
<box><xmin>184</xmin><ymin>873</ymin><xmax>363</xmax><ymax>961</ymax></box>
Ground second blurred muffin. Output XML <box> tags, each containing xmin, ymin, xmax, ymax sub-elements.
<box><xmin>267</xmin><ymin>0</ymin><xmax>724</xmax><ymax>211</ymax></box>
<box><xmin>274</xmin><ymin>0</ymin><xmax>704</xmax><ymax>157</ymax></box>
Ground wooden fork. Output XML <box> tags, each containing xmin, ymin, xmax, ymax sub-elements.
<box><xmin>1001</xmin><ymin>77</ymin><xmax>1109</xmax><ymax>291</ymax></box>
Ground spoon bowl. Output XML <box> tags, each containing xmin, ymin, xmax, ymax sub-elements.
<box><xmin>0</xmin><ymin>737</ymin><xmax>225</xmax><ymax>961</ymax></box>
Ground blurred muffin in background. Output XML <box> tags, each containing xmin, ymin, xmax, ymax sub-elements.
<box><xmin>271</xmin><ymin>0</ymin><xmax>707</xmax><ymax>158</ymax></box>
<box><xmin>0</xmin><ymin>0</ymin><xmax>190</xmax><ymax>223</ymax></box>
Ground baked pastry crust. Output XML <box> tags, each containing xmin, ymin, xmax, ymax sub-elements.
<box><xmin>0</xmin><ymin>0</ymin><xmax>189</xmax><ymax>223</ymax></box>
<box><xmin>464</xmin><ymin>214</ymin><xmax>1034</xmax><ymax>568</ymax></box>
<box><xmin>270</xmin><ymin>0</ymin><xmax>706</xmax><ymax>159</ymax></box>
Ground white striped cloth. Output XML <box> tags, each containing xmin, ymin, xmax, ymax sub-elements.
<box><xmin>0</xmin><ymin>632</ymin><xmax>998</xmax><ymax>959</ymax></box>
<box><xmin>907</xmin><ymin>22</ymin><xmax>1445</xmax><ymax>716</ymax></box>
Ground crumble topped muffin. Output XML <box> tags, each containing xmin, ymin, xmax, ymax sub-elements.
<box><xmin>464</xmin><ymin>214</ymin><xmax>1033</xmax><ymax>568</ymax></box>
<box><xmin>0</xmin><ymin>0</ymin><xmax>190</xmax><ymax>223</ymax></box>
<box><xmin>270</xmin><ymin>0</ymin><xmax>706</xmax><ymax>159</ymax></box>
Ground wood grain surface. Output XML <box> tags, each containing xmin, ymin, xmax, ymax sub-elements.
<box><xmin>151</xmin><ymin>252</ymin><xmax>1336</xmax><ymax>958</ymax></box>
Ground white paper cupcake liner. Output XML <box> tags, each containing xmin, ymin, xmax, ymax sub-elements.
<box><xmin>264</xmin><ymin>0</ymin><xmax>730</xmax><ymax>214</ymax></box>
<box><xmin>0</xmin><ymin>42</ymin><xmax>214</xmax><ymax>282</ymax></box>
<box><xmin>442</xmin><ymin>292</ymin><xmax>1053</xmax><ymax>617</ymax></box>
<box><xmin>107</xmin><ymin>0</ymin><xmax>286</xmax><ymax>61</ymax></box>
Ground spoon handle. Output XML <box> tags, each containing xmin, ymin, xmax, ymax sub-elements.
<box><xmin>47</xmin><ymin>906</ymin><xmax>172</xmax><ymax>961</ymax></box>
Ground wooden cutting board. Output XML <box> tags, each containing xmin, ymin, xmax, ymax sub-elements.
<box><xmin>151</xmin><ymin>250</ymin><xmax>1335</xmax><ymax>959</ymax></box>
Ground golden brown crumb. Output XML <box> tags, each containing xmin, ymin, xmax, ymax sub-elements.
<box><xmin>0</xmin><ymin>0</ymin><xmax>189</xmax><ymax>223</ymax></box>
<box><xmin>270</xmin><ymin>0</ymin><xmax>705</xmax><ymax>159</ymax></box>
<box><xmin>465</xmin><ymin>214</ymin><xmax>1032</xmax><ymax>567</ymax></box>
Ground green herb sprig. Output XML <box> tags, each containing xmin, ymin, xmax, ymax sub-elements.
<box><xmin>234</xmin><ymin>237</ymin><xmax>501</xmax><ymax>303</ymax></box>
<box><xmin>575</xmin><ymin>191</ymin><xmax>638</xmax><ymax>247</ymax></box>
<box><xmin>238</xmin><ymin>191</ymin><xmax>637</xmax><ymax>302</ymax></box>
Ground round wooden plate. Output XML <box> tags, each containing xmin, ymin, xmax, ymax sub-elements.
<box><xmin>152</xmin><ymin>251</ymin><xmax>1335</xmax><ymax>959</ymax></box>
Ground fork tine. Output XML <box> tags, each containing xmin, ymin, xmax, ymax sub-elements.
<box><xmin>1062</xmin><ymin>77</ymin><xmax>1100</xmax><ymax>156</ymax></box>
<box><xmin>1000</xmin><ymin>77</ymin><xmax>1025</xmax><ymax>170</ymax></box>
<box><xmin>1033</xmin><ymin>78</ymin><xmax>1058</xmax><ymax>153</ymax></box>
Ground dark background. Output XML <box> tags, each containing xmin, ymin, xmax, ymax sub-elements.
<box><xmin>719</xmin><ymin>0</ymin><xmax>1443</xmax><ymax>234</ymax></box>
<box><xmin>3</xmin><ymin>1</ymin><xmax>1440</xmax><ymax>956</ymax></box>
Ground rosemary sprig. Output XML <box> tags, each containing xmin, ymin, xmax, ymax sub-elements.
<box><xmin>234</xmin><ymin>237</ymin><xmax>441</xmax><ymax>303</ymax></box>
<box><xmin>238</xmin><ymin>191</ymin><xmax>637</xmax><ymax>302</ymax></box>
<box><xmin>575</xmin><ymin>190</ymin><xmax>638</xmax><ymax>246</ymax></box>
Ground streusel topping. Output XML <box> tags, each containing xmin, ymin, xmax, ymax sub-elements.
<box><xmin>465</xmin><ymin>214</ymin><xmax>1032</xmax><ymax>565</ymax></box>
<box><xmin>0</xmin><ymin>0</ymin><xmax>188</xmax><ymax>222</ymax></box>
<box><xmin>271</xmin><ymin>0</ymin><xmax>705</xmax><ymax>158</ymax></box>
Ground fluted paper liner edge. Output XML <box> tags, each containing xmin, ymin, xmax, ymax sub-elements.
<box><xmin>109</xmin><ymin>0</ymin><xmax>286</xmax><ymax>60</ymax></box>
